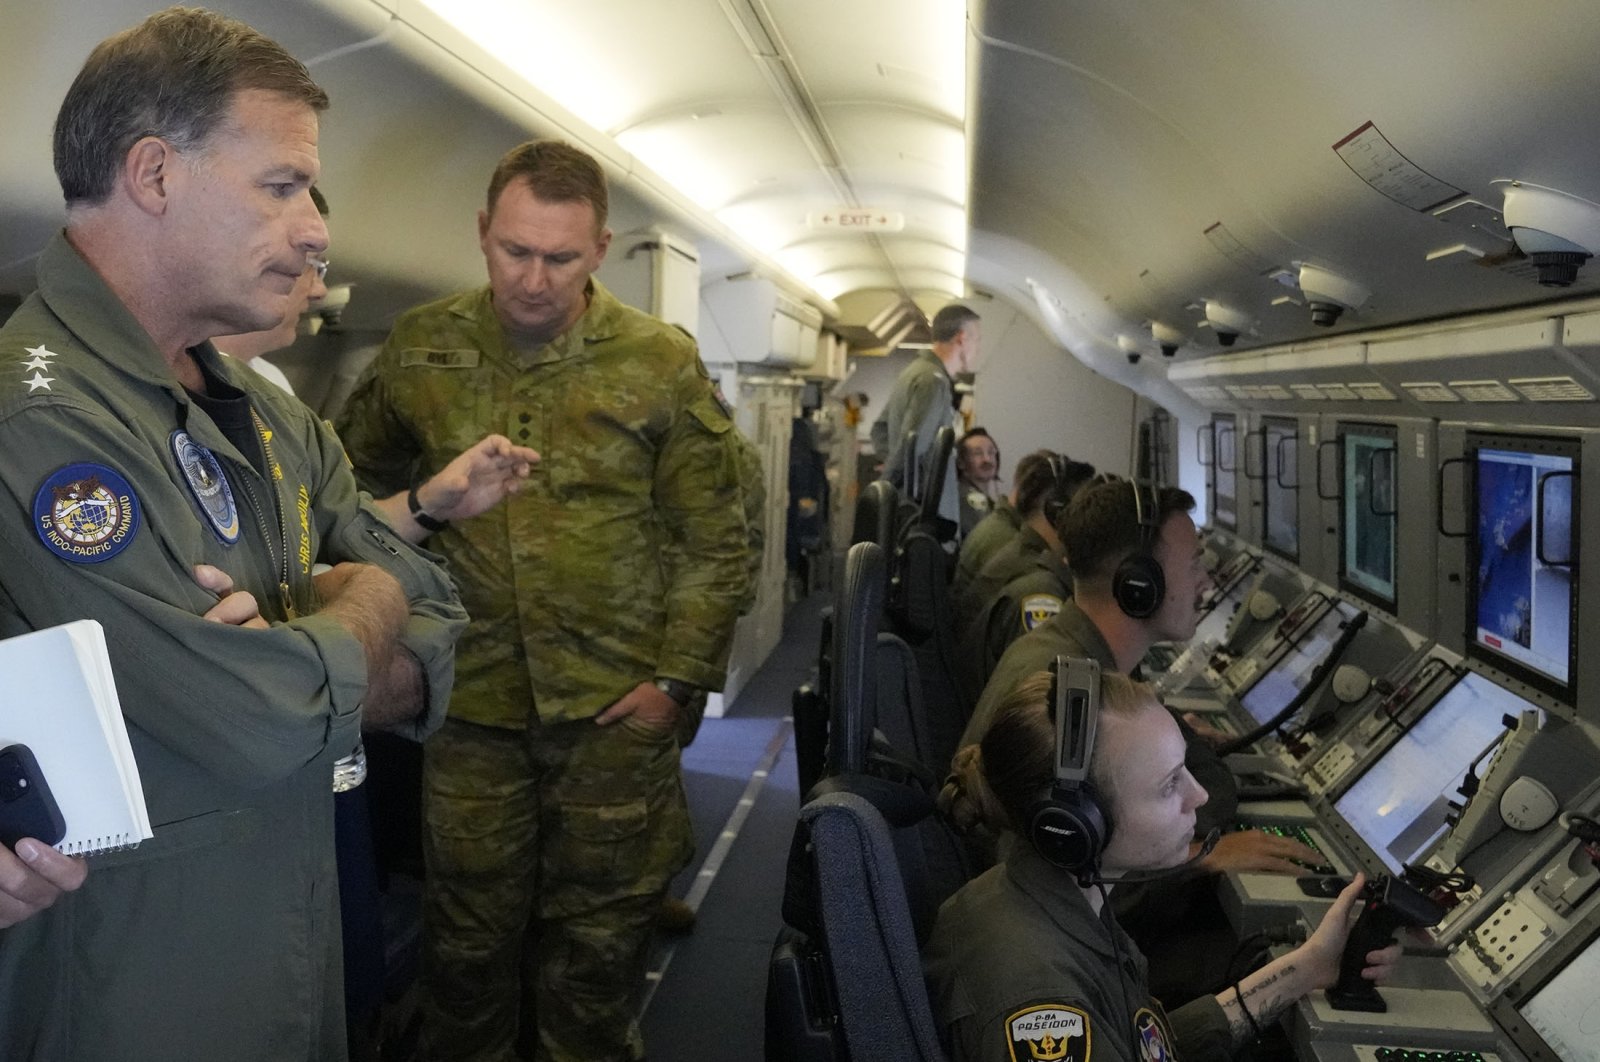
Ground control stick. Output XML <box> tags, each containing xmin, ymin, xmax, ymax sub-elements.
<box><xmin>1325</xmin><ymin>874</ymin><xmax>1445</xmax><ymax>1012</ymax></box>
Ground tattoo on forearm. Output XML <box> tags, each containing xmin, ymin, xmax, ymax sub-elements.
<box><xmin>1223</xmin><ymin>964</ymin><xmax>1299</xmax><ymax>1044</ymax></box>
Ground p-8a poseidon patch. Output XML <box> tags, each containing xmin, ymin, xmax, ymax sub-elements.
<box><xmin>1004</xmin><ymin>1002</ymin><xmax>1090</xmax><ymax>1062</ymax></box>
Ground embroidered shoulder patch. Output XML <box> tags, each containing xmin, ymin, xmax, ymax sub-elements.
<box><xmin>400</xmin><ymin>348</ymin><xmax>480</xmax><ymax>368</ymax></box>
<box><xmin>33</xmin><ymin>463</ymin><xmax>141</xmax><ymax>563</ymax></box>
<box><xmin>1133</xmin><ymin>1007</ymin><xmax>1175</xmax><ymax>1062</ymax></box>
<box><xmin>1005</xmin><ymin>1003</ymin><xmax>1089</xmax><ymax>1062</ymax></box>
<box><xmin>1020</xmin><ymin>593</ymin><xmax>1064</xmax><ymax>632</ymax></box>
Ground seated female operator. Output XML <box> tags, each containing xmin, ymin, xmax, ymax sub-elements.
<box><xmin>925</xmin><ymin>666</ymin><xmax>1402</xmax><ymax>1062</ymax></box>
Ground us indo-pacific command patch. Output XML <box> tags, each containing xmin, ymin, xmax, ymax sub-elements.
<box><xmin>1005</xmin><ymin>1003</ymin><xmax>1090</xmax><ymax>1062</ymax></box>
<box><xmin>33</xmin><ymin>463</ymin><xmax>141</xmax><ymax>563</ymax></box>
<box><xmin>170</xmin><ymin>430</ymin><xmax>240</xmax><ymax>544</ymax></box>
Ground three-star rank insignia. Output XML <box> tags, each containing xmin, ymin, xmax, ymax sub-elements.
<box><xmin>20</xmin><ymin>343</ymin><xmax>60</xmax><ymax>393</ymax></box>
<box><xmin>1005</xmin><ymin>1003</ymin><xmax>1090</xmax><ymax>1062</ymax></box>
<box><xmin>33</xmin><ymin>463</ymin><xmax>141</xmax><ymax>563</ymax></box>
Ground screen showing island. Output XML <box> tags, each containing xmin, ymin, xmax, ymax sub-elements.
<box><xmin>1472</xmin><ymin>445</ymin><xmax>1576</xmax><ymax>691</ymax></box>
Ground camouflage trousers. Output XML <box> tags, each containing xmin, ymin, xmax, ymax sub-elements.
<box><xmin>418</xmin><ymin>714</ymin><xmax>693</xmax><ymax>1062</ymax></box>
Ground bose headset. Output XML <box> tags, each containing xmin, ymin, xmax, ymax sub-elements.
<box><xmin>1039</xmin><ymin>451</ymin><xmax>1071</xmax><ymax>525</ymax></box>
<box><xmin>1025</xmin><ymin>654</ymin><xmax>1221</xmax><ymax>885</ymax></box>
<box><xmin>1026</xmin><ymin>655</ymin><xmax>1112</xmax><ymax>880</ymax></box>
<box><xmin>1111</xmin><ymin>479</ymin><xmax>1166</xmax><ymax>619</ymax></box>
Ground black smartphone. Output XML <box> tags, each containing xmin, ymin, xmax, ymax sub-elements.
<box><xmin>0</xmin><ymin>743</ymin><xmax>67</xmax><ymax>850</ymax></box>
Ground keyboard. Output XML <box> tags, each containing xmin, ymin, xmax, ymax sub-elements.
<box><xmin>1241</xmin><ymin>822</ymin><xmax>1339</xmax><ymax>874</ymax></box>
<box><xmin>1373</xmin><ymin>1050</ymin><xmax>1490</xmax><ymax>1062</ymax></box>
<box><xmin>1244</xmin><ymin>821</ymin><xmax>1324</xmax><ymax>856</ymax></box>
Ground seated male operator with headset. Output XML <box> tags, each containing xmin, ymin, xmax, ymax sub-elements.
<box><xmin>927</xmin><ymin>660</ymin><xmax>1401</xmax><ymax>1062</ymax></box>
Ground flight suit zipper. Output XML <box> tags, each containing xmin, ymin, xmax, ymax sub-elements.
<box><xmin>250</xmin><ymin>409</ymin><xmax>295</xmax><ymax>618</ymax></box>
<box><xmin>224</xmin><ymin>408</ymin><xmax>296</xmax><ymax>619</ymax></box>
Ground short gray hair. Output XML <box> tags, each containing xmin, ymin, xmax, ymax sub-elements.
<box><xmin>54</xmin><ymin>6</ymin><xmax>328</xmax><ymax>206</ymax></box>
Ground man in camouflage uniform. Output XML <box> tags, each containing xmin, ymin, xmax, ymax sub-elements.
<box><xmin>336</xmin><ymin>140</ymin><xmax>750</xmax><ymax>1062</ymax></box>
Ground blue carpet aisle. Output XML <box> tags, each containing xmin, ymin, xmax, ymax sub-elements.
<box><xmin>640</xmin><ymin>593</ymin><xmax>827</xmax><ymax>1061</ymax></box>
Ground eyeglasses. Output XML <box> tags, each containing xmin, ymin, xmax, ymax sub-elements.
<box><xmin>306</xmin><ymin>256</ymin><xmax>330</xmax><ymax>281</ymax></box>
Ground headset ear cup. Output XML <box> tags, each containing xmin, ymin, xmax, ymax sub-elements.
<box><xmin>1026</xmin><ymin>788</ymin><xmax>1110</xmax><ymax>872</ymax></box>
<box><xmin>1113</xmin><ymin>553</ymin><xmax>1166</xmax><ymax>618</ymax></box>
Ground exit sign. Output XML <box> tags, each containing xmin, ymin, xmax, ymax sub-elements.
<box><xmin>807</xmin><ymin>209</ymin><xmax>905</xmax><ymax>232</ymax></box>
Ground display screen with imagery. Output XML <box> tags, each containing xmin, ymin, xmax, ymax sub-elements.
<box><xmin>1334</xmin><ymin>671</ymin><xmax>1527</xmax><ymax>874</ymax></box>
<box><xmin>1340</xmin><ymin>425</ymin><xmax>1397</xmax><ymax>607</ymax></box>
<box><xmin>1470</xmin><ymin>440</ymin><xmax>1577</xmax><ymax>697</ymax></box>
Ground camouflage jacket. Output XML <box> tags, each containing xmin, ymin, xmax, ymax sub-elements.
<box><xmin>337</xmin><ymin>279</ymin><xmax>749</xmax><ymax>727</ymax></box>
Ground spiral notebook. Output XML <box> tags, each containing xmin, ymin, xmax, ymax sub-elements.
<box><xmin>0</xmin><ymin>620</ymin><xmax>152</xmax><ymax>855</ymax></box>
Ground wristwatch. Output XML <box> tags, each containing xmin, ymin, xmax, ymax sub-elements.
<box><xmin>407</xmin><ymin>484</ymin><xmax>450</xmax><ymax>534</ymax></box>
<box><xmin>654</xmin><ymin>677</ymin><xmax>697</xmax><ymax>706</ymax></box>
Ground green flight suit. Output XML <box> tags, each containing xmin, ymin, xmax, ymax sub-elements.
<box><xmin>924</xmin><ymin>842</ymin><xmax>1232</xmax><ymax>1062</ymax></box>
<box><xmin>0</xmin><ymin>233</ymin><xmax>466</xmax><ymax>1062</ymax></box>
<box><xmin>869</xmin><ymin>349</ymin><xmax>960</xmax><ymax>522</ymax></box>
<box><xmin>952</xmin><ymin>497</ymin><xmax>1022</xmax><ymax>600</ymax></box>
<box><xmin>953</xmin><ymin>523</ymin><xmax>1070</xmax><ymax>702</ymax></box>
<box><xmin>336</xmin><ymin>279</ymin><xmax>747</xmax><ymax>1062</ymax></box>
<box><xmin>961</xmin><ymin>598</ymin><xmax>1248</xmax><ymax>1005</ymax></box>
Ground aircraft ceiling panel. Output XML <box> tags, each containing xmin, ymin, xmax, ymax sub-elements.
<box><xmin>768</xmin><ymin>0</ymin><xmax>966</xmax><ymax>121</ymax></box>
<box><xmin>972</xmin><ymin>0</ymin><xmax>1600</xmax><ymax>355</ymax></box>
<box><xmin>397</xmin><ymin>0</ymin><xmax>770</xmax><ymax>136</ymax></box>
<box><xmin>821</xmin><ymin>106</ymin><xmax>966</xmax><ymax>208</ymax></box>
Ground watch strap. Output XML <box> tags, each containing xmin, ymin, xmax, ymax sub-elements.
<box><xmin>407</xmin><ymin>484</ymin><xmax>450</xmax><ymax>534</ymax></box>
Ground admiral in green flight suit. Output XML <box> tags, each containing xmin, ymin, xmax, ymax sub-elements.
<box><xmin>0</xmin><ymin>12</ymin><xmax>466</xmax><ymax>1060</ymax></box>
<box><xmin>0</xmin><ymin>234</ymin><xmax>466</xmax><ymax>1062</ymax></box>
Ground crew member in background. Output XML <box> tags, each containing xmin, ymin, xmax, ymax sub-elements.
<box><xmin>869</xmin><ymin>303</ymin><xmax>980</xmax><ymax>524</ymax></box>
<box><xmin>336</xmin><ymin>138</ymin><xmax>750</xmax><ymax>1062</ymax></box>
<box><xmin>0</xmin><ymin>10</ymin><xmax>467</xmax><ymax>1058</ymax></box>
<box><xmin>216</xmin><ymin>185</ymin><xmax>331</xmax><ymax>393</ymax></box>
<box><xmin>954</xmin><ymin>454</ymin><xmax>1095</xmax><ymax>700</ymax></box>
<box><xmin>954</xmin><ymin>426</ymin><xmax>1001</xmax><ymax>536</ymax></box>
<box><xmin>951</xmin><ymin>449</ymin><xmax>1049</xmax><ymax>600</ymax></box>
<box><xmin>215</xmin><ymin>186</ymin><xmax>537</xmax><ymax>1059</ymax></box>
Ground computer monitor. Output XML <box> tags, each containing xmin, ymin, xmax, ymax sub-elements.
<box><xmin>1514</xmin><ymin>928</ymin><xmax>1600</xmax><ymax>1062</ymax></box>
<box><xmin>1467</xmin><ymin>434</ymin><xmax>1580</xmax><ymax>702</ymax></box>
<box><xmin>1333</xmin><ymin>671</ymin><xmax>1532</xmax><ymax>874</ymax></box>
<box><xmin>1262</xmin><ymin>417</ymin><xmax>1299</xmax><ymax>561</ymax></box>
<box><xmin>1237</xmin><ymin>601</ymin><xmax>1360</xmax><ymax>726</ymax></box>
<box><xmin>1210</xmin><ymin>414</ymin><xmax>1237</xmax><ymax>530</ymax></box>
<box><xmin>1339</xmin><ymin>423</ymin><xmax>1397</xmax><ymax>608</ymax></box>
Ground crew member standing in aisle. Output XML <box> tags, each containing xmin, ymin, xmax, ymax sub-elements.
<box><xmin>870</xmin><ymin>303</ymin><xmax>980</xmax><ymax>524</ymax></box>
